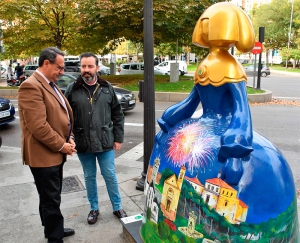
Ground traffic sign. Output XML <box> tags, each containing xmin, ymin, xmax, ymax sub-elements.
<box><xmin>251</xmin><ymin>41</ymin><xmax>263</xmax><ymax>54</ymax></box>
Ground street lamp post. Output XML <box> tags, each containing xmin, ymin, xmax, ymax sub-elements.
<box><xmin>285</xmin><ymin>0</ymin><xmax>294</xmax><ymax>69</ymax></box>
<box><xmin>0</xmin><ymin>30</ymin><xmax>3</xmax><ymax>79</ymax></box>
<box><xmin>136</xmin><ymin>0</ymin><xmax>155</xmax><ymax>191</ymax></box>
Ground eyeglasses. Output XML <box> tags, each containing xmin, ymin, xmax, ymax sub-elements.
<box><xmin>50</xmin><ymin>61</ymin><xmax>65</xmax><ymax>72</ymax></box>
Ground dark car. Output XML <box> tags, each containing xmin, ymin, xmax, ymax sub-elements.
<box><xmin>64</xmin><ymin>61</ymin><xmax>80</xmax><ymax>72</ymax></box>
<box><xmin>244</xmin><ymin>65</ymin><xmax>271</xmax><ymax>77</ymax></box>
<box><xmin>0</xmin><ymin>96</ymin><xmax>15</xmax><ymax>126</ymax></box>
<box><xmin>98</xmin><ymin>65</ymin><xmax>110</xmax><ymax>75</ymax></box>
<box><xmin>55</xmin><ymin>74</ymin><xmax>136</xmax><ymax>111</ymax></box>
<box><xmin>64</xmin><ymin>61</ymin><xmax>110</xmax><ymax>75</ymax></box>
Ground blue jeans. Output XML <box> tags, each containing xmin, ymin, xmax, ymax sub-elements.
<box><xmin>77</xmin><ymin>150</ymin><xmax>122</xmax><ymax>211</ymax></box>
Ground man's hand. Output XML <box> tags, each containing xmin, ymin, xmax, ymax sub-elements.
<box><xmin>114</xmin><ymin>142</ymin><xmax>122</xmax><ymax>151</ymax></box>
<box><xmin>68</xmin><ymin>137</ymin><xmax>76</xmax><ymax>147</ymax></box>
<box><xmin>61</xmin><ymin>142</ymin><xmax>77</xmax><ymax>156</ymax></box>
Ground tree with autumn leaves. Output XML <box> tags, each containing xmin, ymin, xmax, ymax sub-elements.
<box><xmin>0</xmin><ymin>0</ymin><xmax>222</xmax><ymax>59</ymax></box>
<box><xmin>251</xmin><ymin>0</ymin><xmax>300</xmax><ymax>65</ymax></box>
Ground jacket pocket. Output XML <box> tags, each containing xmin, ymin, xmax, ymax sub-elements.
<box><xmin>102</xmin><ymin>123</ymin><xmax>114</xmax><ymax>149</ymax></box>
<box><xmin>74</xmin><ymin>128</ymin><xmax>88</xmax><ymax>152</ymax></box>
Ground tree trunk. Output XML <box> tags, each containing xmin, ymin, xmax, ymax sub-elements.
<box><xmin>266</xmin><ymin>49</ymin><xmax>269</xmax><ymax>65</ymax></box>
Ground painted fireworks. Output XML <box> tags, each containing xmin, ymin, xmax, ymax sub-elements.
<box><xmin>167</xmin><ymin>121</ymin><xmax>219</xmax><ymax>173</ymax></box>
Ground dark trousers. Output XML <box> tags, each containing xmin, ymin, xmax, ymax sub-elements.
<box><xmin>30</xmin><ymin>163</ymin><xmax>64</xmax><ymax>243</ymax></box>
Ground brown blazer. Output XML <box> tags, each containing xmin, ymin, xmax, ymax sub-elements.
<box><xmin>18</xmin><ymin>71</ymin><xmax>74</xmax><ymax>167</ymax></box>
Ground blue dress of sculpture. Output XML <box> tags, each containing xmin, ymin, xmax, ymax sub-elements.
<box><xmin>141</xmin><ymin>2</ymin><xmax>299</xmax><ymax>243</ymax></box>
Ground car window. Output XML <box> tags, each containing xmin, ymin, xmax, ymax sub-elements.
<box><xmin>56</xmin><ymin>76</ymin><xmax>75</xmax><ymax>88</ymax></box>
<box><xmin>65</xmin><ymin>61</ymin><xmax>80</xmax><ymax>66</ymax></box>
<box><xmin>130</xmin><ymin>64</ymin><xmax>139</xmax><ymax>70</ymax></box>
<box><xmin>141</xmin><ymin>64</ymin><xmax>144</xmax><ymax>70</ymax></box>
<box><xmin>158</xmin><ymin>62</ymin><xmax>167</xmax><ymax>67</ymax></box>
<box><xmin>122</xmin><ymin>64</ymin><xmax>130</xmax><ymax>70</ymax></box>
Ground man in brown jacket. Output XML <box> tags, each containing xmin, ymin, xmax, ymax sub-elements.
<box><xmin>18</xmin><ymin>47</ymin><xmax>77</xmax><ymax>243</ymax></box>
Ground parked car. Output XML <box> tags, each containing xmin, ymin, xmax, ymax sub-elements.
<box><xmin>1</xmin><ymin>66</ymin><xmax>7</xmax><ymax>79</ymax></box>
<box><xmin>55</xmin><ymin>74</ymin><xmax>136</xmax><ymax>111</ymax></box>
<box><xmin>24</xmin><ymin>64</ymin><xmax>38</xmax><ymax>78</ymax></box>
<box><xmin>0</xmin><ymin>96</ymin><xmax>15</xmax><ymax>126</ymax></box>
<box><xmin>98</xmin><ymin>65</ymin><xmax>110</xmax><ymax>75</ymax></box>
<box><xmin>155</xmin><ymin>60</ymin><xmax>188</xmax><ymax>76</ymax></box>
<box><xmin>64</xmin><ymin>61</ymin><xmax>110</xmax><ymax>75</ymax></box>
<box><xmin>118</xmin><ymin>62</ymin><xmax>168</xmax><ymax>75</ymax></box>
<box><xmin>64</xmin><ymin>61</ymin><xmax>80</xmax><ymax>72</ymax></box>
<box><xmin>244</xmin><ymin>65</ymin><xmax>270</xmax><ymax>77</ymax></box>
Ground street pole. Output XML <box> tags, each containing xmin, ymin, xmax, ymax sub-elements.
<box><xmin>0</xmin><ymin>30</ymin><xmax>2</xmax><ymax>80</ymax></box>
<box><xmin>253</xmin><ymin>55</ymin><xmax>257</xmax><ymax>89</ymax></box>
<box><xmin>257</xmin><ymin>27</ymin><xmax>265</xmax><ymax>90</ymax></box>
<box><xmin>285</xmin><ymin>0</ymin><xmax>294</xmax><ymax>70</ymax></box>
<box><xmin>136</xmin><ymin>0</ymin><xmax>155</xmax><ymax>191</ymax></box>
<box><xmin>257</xmin><ymin>52</ymin><xmax>262</xmax><ymax>89</ymax></box>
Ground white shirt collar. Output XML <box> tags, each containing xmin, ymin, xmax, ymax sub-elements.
<box><xmin>36</xmin><ymin>69</ymin><xmax>51</xmax><ymax>84</ymax></box>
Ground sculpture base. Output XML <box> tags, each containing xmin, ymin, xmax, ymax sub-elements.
<box><xmin>120</xmin><ymin>214</ymin><xmax>143</xmax><ymax>243</ymax></box>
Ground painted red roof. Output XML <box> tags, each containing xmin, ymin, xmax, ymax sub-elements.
<box><xmin>206</xmin><ymin>178</ymin><xmax>235</xmax><ymax>190</ymax></box>
<box><xmin>239</xmin><ymin>199</ymin><xmax>248</xmax><ymax>208</ymax></box>
<box><xmin>185</xmin><ymin>176</ymin><xmax>203</xmax><ymax>186</ymax></box>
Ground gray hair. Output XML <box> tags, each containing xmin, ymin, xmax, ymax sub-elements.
<box><xmin>38</xmin><ymin>47</ymin><xmax>65</xmax><ymax>67</ymax></box>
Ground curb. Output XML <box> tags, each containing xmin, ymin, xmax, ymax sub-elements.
<box><xmin>0</xmin><ymin>89</ymin><xmax>19</xmax><ymax>97</ymax></box>
<box><xmin>0</xmin><ymin>89</ymin><xmax>272</xmax><ymax>103</ymax></box>
<box><xmin>270</xmin><ymin>69</ymin><xmax>300</xmax><ymax>76</ymax></box>
<box><xmin>132</xmin><ymin>89</ymin><xmax>273</xmax><ymax>103</ymax></box>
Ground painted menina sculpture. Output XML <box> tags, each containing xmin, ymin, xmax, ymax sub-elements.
<box><xmin>141</xmin><ymin>2</ymin><xmax>299</xmax><ymax>242</ymax></box>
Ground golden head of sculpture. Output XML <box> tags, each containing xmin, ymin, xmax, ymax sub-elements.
<box><xmin>192</xmin><ymin>2</ymin><xmax>255</xmax><ymax>86</ymax></box>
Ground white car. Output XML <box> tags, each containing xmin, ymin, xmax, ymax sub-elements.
<box><xmin>117</xmin><ymin>62</ymin><xmax>168</xmax><ymax>75</ymax></box>
<box><xmin>1</xmin><ymin>66</ymin><xmax>7</xmax><ymax>79</ymax></box>
<box><xmin>24</xmin><ymin>64</ymin><xmax>38</xmax><ymax>78</ymax></box>
<box><xmin>155</xmin><ymin>60</ymin><xmax>188</xmax><ymax>76</ymax></box>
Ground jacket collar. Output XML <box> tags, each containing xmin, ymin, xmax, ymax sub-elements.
<box><xmin>73</xmin><ymin>75</ymin><xmax>109</xmax><ymax>89</ymax></box>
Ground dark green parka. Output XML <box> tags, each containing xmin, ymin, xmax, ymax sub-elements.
<box><xmin>64</xmin><ymin>76</ymin><xmax>124</xmax><ymax>153</ymax></box>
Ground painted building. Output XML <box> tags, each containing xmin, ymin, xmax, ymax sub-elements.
<box><xmin>146</xmin><ymin>181</ymin><xmax>159</xmax><ymax>223</ymax></box>
<box><xmin>160</xmin><ymin>166</ymin><xmax>186</xmax><ymax>221</ymax></box>
<box><xmin>202</xmin><ymin>178</ymin><xmax>248</xmax><ymax>224</ymax></box>
<box><xmin>185</xmin><ymin>175</ymin><xmax>204</xmax><ymax>195</ymax></box>
<box><xmin>145</xmin><ymin>158</ymin><xmax>161</xmax><ymax>194</ymax></box>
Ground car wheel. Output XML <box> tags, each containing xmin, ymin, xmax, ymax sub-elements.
<box><xmin>180</xmin><ymin>71</ymin><xmax>185</xmax><ymax>76</ymax></box>
<box><xmin>261</xmin><ymin>72</ymin><xmax>267</xmax><ymax>77</ymax></box>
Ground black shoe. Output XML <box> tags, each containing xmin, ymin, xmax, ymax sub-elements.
<box><xmin>45</xmin><ymin>228</ymin><xmax>75</xmax><ymax>240</ymax></box>
<box><xmin>87</xmin><ymin>210</ymin><xmax>99</xmax><ymax>224</ymax></box>
<box><xmin>64</xmin><ymin>228</ymin><xmax>75</xmax><ymax>237</ymax></box>
<box><xmin>113</xmin><ymin>209</ymin><xmax>128</xmax><ymax>219</ymax></box>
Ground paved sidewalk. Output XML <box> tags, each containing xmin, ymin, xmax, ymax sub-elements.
<box><xmin>0</xmin><ymin>70</ymin><xmax>299</xmax><ymax>243</ymax></box>
<box><xmin>0</xmin><ymin>145</ymin><xmax>145</xmax><ymax>243</ymax></box>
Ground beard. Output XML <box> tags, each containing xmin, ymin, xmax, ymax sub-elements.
<box><xmin>81</xmin><ymin>71</ymin><xmax>96</xmax><ymax>83</ymax></box>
